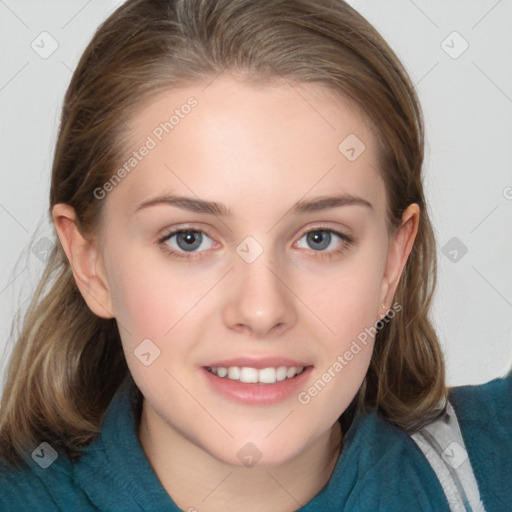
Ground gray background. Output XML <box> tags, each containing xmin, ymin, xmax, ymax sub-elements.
<box><xmin>1</xmin><ymin>0</ymin><xmax>511</xmax><ymax>393</ymax></box>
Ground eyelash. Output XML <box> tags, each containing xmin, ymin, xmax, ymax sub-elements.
<box><xmin>156</xmin><ymin>225</ymin><xmax>354</xmax><ymax>262</ymax></box>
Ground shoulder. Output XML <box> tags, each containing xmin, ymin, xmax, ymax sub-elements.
<box><xmin>449</xmin><ymin>372</ymin><xmax>512</xmax><ymax>511</ymax></box>
<box><xmin>0</xmin><ymin>458</ymin><xmax>53</xmax><ymax>512</ymax></box>
<box><xmin>0</xmin><ymin>450</ymin><xmax>94</xmax><ymax>512</ymax></box>
<box><xmin>449</xmin><ymin>372</ymin><xmax>512</xmax><ymax>436</ymax></box>
<box><xmin>324</xmin><ymin>412</ymin><xmax>451</xmax><ymax>512</ymax></box>
<box><xmin>449</xmin><ymin>371</ymin><xmax>512</xmax><ymax>415</ymax></box>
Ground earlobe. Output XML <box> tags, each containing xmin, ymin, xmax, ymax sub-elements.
<box><xmin>52</xmin><ymin>203</ymin><xmax>115</xmax><ymax>319</ymax></box>
<box><xmin>379</xmin><ymin>203</ymin><xmax>420</xmax><ymax>313</ymax></box>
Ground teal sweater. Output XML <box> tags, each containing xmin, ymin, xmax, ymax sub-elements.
<box><xmin>0</xmin><ymin>374</ymin><xmax>510</xmax><ymax>512</ymax></box>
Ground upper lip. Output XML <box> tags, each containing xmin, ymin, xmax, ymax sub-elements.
<box><xmin>204</xmin><ymin>357</ymin><xmax>312</xmax><ymax>369</ymax></box>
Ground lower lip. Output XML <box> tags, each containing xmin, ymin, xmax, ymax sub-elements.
<box><xmin>201</xmin><ymin>366</ymin><xmax>313</xmax><ymax>405</ymax></box>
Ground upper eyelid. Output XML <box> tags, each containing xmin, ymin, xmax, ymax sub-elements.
<box><xmin>159</xmin><ymin>223</ymin><xmax>351</xmax><ymax>236</ymax></box>
<box><xmin>158</xmin><ymin>224</ymin><xmax>216</xmax><ymax>243</ymax></box>
<box><xmin>306</xmin><ymin>225</ymin><xmax>351</xmax><ymax>237</ymax></box>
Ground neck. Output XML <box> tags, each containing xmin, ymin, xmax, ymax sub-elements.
<box><xmin>137</xmin><ymin>401</ymin><xmax>343</xmax><ymax>512</ymax></box>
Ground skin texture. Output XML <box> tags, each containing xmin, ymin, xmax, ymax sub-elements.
<box><xmin>53</xmin><ymin>75</ymin><xmax>419</xmax><ymax>511</ymax></box>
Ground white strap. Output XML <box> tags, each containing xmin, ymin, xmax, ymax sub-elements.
<box><xmin>411</xmin><ymin>402</ymin><xmax>486</xmax><ymax>512</ymax></box>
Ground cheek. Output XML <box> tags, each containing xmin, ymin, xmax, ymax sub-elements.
<box><xmin>295</xmin><ymin>259</ymin><xmax>383</xmax><ymax>418</ymax></box>
<box><xmin>102</xmin><ymin>239</ymin><xmax>169</xmax><ymax>337</ymax></box>
<box><xmin>108</xmin><ymin>264</ymin><xmax>177</xmax><ymax>339</ymax></box>
<box><xmin>303</xmin><ymin>252</ymin><xmax>385</xmax><ymax>341</ymax></box>
<box><xmin>103</xmin><ymin>248</ymin><xmax>194</xmax><ymax>391</ymax></box>
<box><xmin>104</xmin><ymin>243</ymin><xmax>219</xmax><ymax>352</ymax></box>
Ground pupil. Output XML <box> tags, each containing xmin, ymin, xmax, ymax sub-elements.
<box><xmin>308</xmin><ymin>231</ymin><xmax>330</xmax><ymax>251</ymax></box>
<box><xmin>177</xmin><ymin>231</ymin><xmax>202</xmax><ymax>252</ymax></box>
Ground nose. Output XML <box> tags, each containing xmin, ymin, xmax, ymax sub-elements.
<box><xmin>222</xmin><ymin>252</ymin><xmax>298</xmax><ymax>338</ymax></box>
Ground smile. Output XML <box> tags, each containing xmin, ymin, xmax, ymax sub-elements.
<box><xmin>205</xmin><ymin>366</ymin><xmax>305</xmax><ymax>385</ymax></box>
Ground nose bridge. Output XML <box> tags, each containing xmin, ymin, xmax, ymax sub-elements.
<box><xmin>222</xmin><ymin>237</ymin><xmax>297</xmax><ymax>337</ymax></box>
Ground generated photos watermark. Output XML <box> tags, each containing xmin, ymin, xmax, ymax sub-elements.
<box><xmin>297</xmin><ymin>301</ymin><xmax>402</xmax><ymax>405</ymax></box>
<box><xmin>93</xmin><ymin>96</ymin><xmax>198</xmax><ymax>200</ymax></box>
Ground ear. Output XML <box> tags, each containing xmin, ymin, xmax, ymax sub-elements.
<box><xmin>378</xmin><ymin>203</ymin><xmax>420</xmax><ymax>318</ymax></box>
<box><xmin>52</xmin><ymin>203</ymin><xmax>114</xmax><ymax>319</ymax></box>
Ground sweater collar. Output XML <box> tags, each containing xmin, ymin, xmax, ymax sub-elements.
<box><xmin>73</xmin><ymin>375</ymin><xmax>181</xmax><ymax>511</ymax></box>
<box><xmin>72</xmin><ymin>374</ymin><xmax>445</xmax><ymax>511</ymax></box>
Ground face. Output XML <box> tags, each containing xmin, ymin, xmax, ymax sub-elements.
<box><xmin>92</xmin><ymin>75</ymin><xmax>405</xmax><ymax>467</ymax></box>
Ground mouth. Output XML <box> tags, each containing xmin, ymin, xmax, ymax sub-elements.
<box><xmin>204</xmin><ymin>365</ymin><xmax>307</xmax><ymax>385</ymax></box>
<box><xmin>201</xmin><ymin>363</ymin><xmax>314</xmax><ymax>405</ymax></box>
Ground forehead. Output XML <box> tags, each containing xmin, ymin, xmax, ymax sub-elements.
<box><xmin>110</xmin><ymin>75</ymin><xmax>386</xmax><ymax>217</ymax></box>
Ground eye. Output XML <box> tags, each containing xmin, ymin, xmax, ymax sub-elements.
<box><xmin>158</xmin><ymin>228</ymin><xmax>215</xmax><ymax>259</ymax></box>
<box><xmin>295</xmin><ymin>228</ymin><xmax>353</xmax><ymax>258</ymax></box>
<box><xmin>157</xmin><ymin>226</ymin><xmax>353</xmax><ymax>262</ymax></box>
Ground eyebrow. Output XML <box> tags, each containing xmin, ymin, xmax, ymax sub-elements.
<box><xmin>134</xmin><ymin>193</ymin><xmax>373</xmax><ymax>216</ymax></box>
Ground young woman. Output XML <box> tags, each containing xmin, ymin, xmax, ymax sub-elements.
<box><xmin>0</xmin><ymin>1</ymin><xmax>510</xmax><ymax>511</ymax></box>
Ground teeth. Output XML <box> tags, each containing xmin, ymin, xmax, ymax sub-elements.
<box><xmin>208</xmin><ymin>365</ymin><xmax>305</xmax><ymax>384</ymax></box>
<box><xmin>276</xmin><ymin>366</ymin><xmax>288</xmax><ymax>382</ymax></box>
<box><xmin>259</xmin><ymin>367</ymin><xmax>276</xmax><ymax>384</ymax></box>
<box><xmin>228</xmin><ymin>367</ymin><xmax>240</xmax><ymax>380</ymax></box>
<box><xmin>240</xmin><ymin>367</ymin><xmax>259</xmax><ymax>383</ymax></box>
<box><xmin>286</xmin><ymin>367</ymin><xmax>297</xmax><ymax>379</ymax></box>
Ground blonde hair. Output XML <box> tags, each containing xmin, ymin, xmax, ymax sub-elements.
<box><xmin>0</xmin><ymin>0</ymin><xmax>446</xmax><ymax>468</ymax></box>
